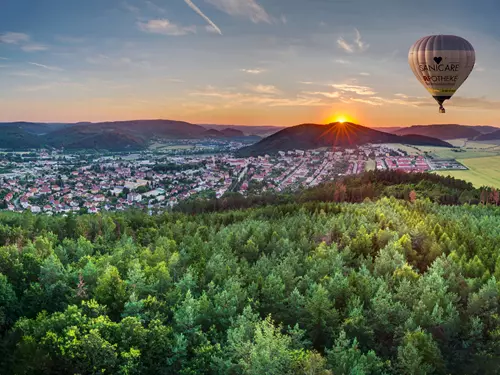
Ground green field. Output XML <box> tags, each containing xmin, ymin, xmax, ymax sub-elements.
<box><xmin>435</xmin><ymin>156</ymin><xmax>500</xmax><ymax>188</ymax></box>
<box><xmin>365</xmin><ymin>159</ymin><xmax>376</xmax><ymax>171</ymax></box>
<box><xmin>150</xmin><ymin>143</ymin><xmax>196</xmax><ymax>151</ymax></box>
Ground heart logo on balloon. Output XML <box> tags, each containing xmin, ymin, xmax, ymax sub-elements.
<box><xmin>433</xmin><ymin>57</ymin><xmax>443</xmax><ymax>64</ymax></box>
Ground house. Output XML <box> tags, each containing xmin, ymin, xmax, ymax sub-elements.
<box><xmin>94</xmin><ymin>194</ymin><xmax>105</xmax><ymax>202</ymax></box>
<box><xmin>127</xmin><ymin>192</ymin><xmax>142</xmax><ymax>202</ymax></box>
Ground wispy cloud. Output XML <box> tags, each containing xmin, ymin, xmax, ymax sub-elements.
<box><xmin>16</xmin><ymin>81</ymin><xmax>85</xmax><ymax>93</ymax></box>
<box><xmin>146</xmin><ymin>1</ymin><xmax>166</xmax><ymax>13</ymax></box>
<box><xmin>184</xmin><ymin>0</ymin><xmax>222</xmax><ymax>35</ymax></box>
<box><xmin>205</xmin><ymin>0</ymin><xmax>271</xmax><ymax>24</ymax></box>
<box><xmin>0</xmin><ymin>57</ymin><xmax>8</xmax><ymax>60</ymax></box>
<box><xmin>240</xmin><ymin>68</ymin><xmax>266</xmax><ymax>74</ymax></box>
<box><xmin>167</xmin><ymin>78</ymin><xmax>184</xmax><ymax>83</ymax></box>
<box><xmin>359</xmin><ymin>72</ymin><xmax>370</xmax><ymax>76</ymax></box>
<box><xmin>304</xmin><ymin>91</ymin><xmax>341</xmax><ymax>99</ymax></box>
<box><xmin>337</xmin><ymin>38</ymin><xmax>354</xmax><ymax>53</ymax></box>
<box><xmin>337</xmin><ymin>28</ymin><xmax>369</xmax><ymax>53</ymax></box>
<box><xmin>247</xmin><ymin>84</ymin><xmax>281</xmax><ymax>95</ymax></box>
<box><xmin>21</xmin><ymin>44</ymin><xmax>48</xmax><ymax>52</ymax></box>
<box><xmin>137</xmin><ymin>19</ymin><xmax>197</xmax><ymax>36</ymax></box>
<box><xmin>334</xmin><ymin>59</ymin><xmax>351</xmax><ymax>64</ymax></box>
<box><xmin>354</xmin><ymin>29</ymin><xmax>368</xmax><ymax>51</ymax></box>
<box><xmin>0</xmin><ymin>32</ymin><xmax>30</xmax><ymax>44</ymax></box>
<box><xmin>123</xmin><ymin>1</ymin><xmax>140</xmax><ymax>14</ymax></box>
<box><xmin>331</xmin><ymin>83</ymin><xmax>375</xmax><ymax>96</ymax></box>
<box><xmin>9</xmin><ymin>71</ymin><xmax>47</xmax><ymax>79</ymax></box>
<box><xmin>28</xmin><ymin>62</ymin><xmax>63</xmax><ymax>71</ymax></box>
<box><xmin>190</xmin><ymin>86</ymin><xmax>324</xmax><ymax>107</ymax></box>
<box><xmin>55</xmin><ymin>35</ymin><xmax>86</xmax><ymax>44</ymax></box>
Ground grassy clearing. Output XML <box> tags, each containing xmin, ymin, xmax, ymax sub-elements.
<box><xmin>435</xmin><ymin>156</ymin><xmax>500</xmax><ymax>188</ymax></box>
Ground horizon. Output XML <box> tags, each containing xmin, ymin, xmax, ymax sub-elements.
<box><xmin>2</xmin><ymin>118</ymin><xmax>499</xmax><ymax>129</ymax></box>
<box><xmin>2</xmin><ymin>0</ymin><xmax>500</xmax><ymax>125</ymax></box>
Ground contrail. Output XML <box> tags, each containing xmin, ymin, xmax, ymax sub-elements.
<box><xmin>183</xmin><ymin>0</ymin><xmax>222</xmax><ymax>35</ymax></box>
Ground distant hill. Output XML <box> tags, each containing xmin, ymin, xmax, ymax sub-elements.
<box><xmin>236</xmin><ymin>122</ymin><xmax>452</xmax><ymax>157</ymax></box>
<box><xmin>0</xmin><ymin>125</ymin><xmax>44</xmax><ymax>149</ymax></box>
<box><xmin>375</xmin><ymin>127</ymin><xmax>403</xmax><ymax>133</ymax></box>
<box><xmin>394</xmin><ymin>124</ymin><xmax>482</xmax><ymax>140</ymax></box>
<box><xmin>475</xmin><ymin>130</ymin><xmax>500</xmax><ymax>141</ymax></box>
<box><xmin>201</xmin><ymin>124</ymin><xmax>285</xmax><ymax>137</ymax></box>
<box><xmin>0</xmin><ymin>119</ymin><xmax>262</xmax><ymax>150</ymax></box>
<box><xmin>220</xmin><ymin>128</ymin><xmax>245</xmax><ymax>137</ymax></box>
<box><xmin>472</xmin><ymin>125</ymin><xmax>500</xmax><ymax>134</ymax></box>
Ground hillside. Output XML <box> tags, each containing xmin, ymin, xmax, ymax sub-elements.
<box><xmin>0</xmin><ymin>125</ymin><xmax>46</xmax><ymax>149</ymax></box>
<box><xmin>236</xmin><ymin>122</ymin><xmax>452</xmax><ymax>157</ymax></box>
<box><xmin>0</xmin><ymin>119</ymin><xmax>259</xmax><ymax>150</ymax></box>
<box><xmin>475</xmin><ymin>129</ymin><xmax>500</xmax><ymax>141</ymax></box>
<box><xmin>201</xmin><ymin>124</ymin><xmax>285</xmax><ymax>137</ymax></box>
<box><xmin>394</xmin><ymin>124</ymin><xmax>482</xmax><ymax>140</ymax></box>
<box><xmin>0</xmin><ymin>171</ymin><xmax>499</xmax><ymax>374</ymax></box>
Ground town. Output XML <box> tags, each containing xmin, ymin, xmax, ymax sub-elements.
<box><xmin>0</xmin><ymin>142</ymin><xmax>468</xmax><ymax>215</ymax></box>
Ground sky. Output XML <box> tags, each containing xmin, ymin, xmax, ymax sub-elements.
<box><xmin>1</xmin><ymin>0</ymin><xmax>500</xmax><ymax>127</ymax></box>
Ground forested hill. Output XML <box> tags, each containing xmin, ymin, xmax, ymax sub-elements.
<box><xmin>1</xmin><ymin>172</ymin><xmax>500</xmax><ymax>374</ymax></box>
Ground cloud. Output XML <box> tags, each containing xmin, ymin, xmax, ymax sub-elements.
<box><xmin>28</xmin><ymin>62</ymin><xmax>63</xmax><ymax>71</ymax></box>
<box><xmin>137</xmin><ymin>19</ymin><xmax>197</xmax><ymax>36</ymax></box>
<box><xmin>336</xmin><ymin>38</ymin><xmax>354</xmax><ymax>53</ymax></box>
<box><xmin>123</xmin><ymin>1</ymin><xmax>140</xmax><ymax>13</ymax></box>
<box><xmin>167</xmin><ymin>78</ymin><xmax>184</xmax><ymax>83</ymax></box>
<box><xmin>304</xmin><ymin>91</ymin><xmax>341</xmax><ymax>99</ymax></box>
<box><xmin>55</xmin><ymin>36</ymin><xmax>86</xmax><ymax>44</ymax></box>
<box><xmin>354</xmin><ymin>28</ymin><xmax>368</xmax><ymax>51</ymax></box>
<box><xmin>280</xmin><ymin>15</ymin><xmax>287</xmax><ymax>24</ymax></box>
<box><xmin>337</xmin><ymin>28</ymin><xmax>369</xmax><ymax>53</ymax></box>
<box><xmin>247</xmin><ymin>84</ymin><xmax>280</xmax><ymax>95</ymax></box>
<box><xmin>16</xmin><ymin>81</ymin><xmax>85</xmax><ymax>93</ymax></box>
<box><xmin>184</xmin><ymin>0</ymin><xmax>223</xmax><ymax>35</ymax></box>
<box><xmin>448</xmin><ymin>96</ymin><xmax>500</xmax><ymax>110</ymax></box>
<box><xmin>205</xmin><ymin>0</ymin><xmax>272</xmax><ymax>24</ymax></box>
<box><xmin>240</xmin><ymin>68</ymin><xmax>266</xmax><ymax>74</ymax></box>
<box><xmin>0</xmin><ymin>32</ymin><xmax>30</xmax><ymax>44</ymax></box>
<box><xmin>146</xmin><ymin>1</ymin><xmax>166</xmax><ymax>13</ymax></box>
<box><xmin>190</xmin><ymin>86</ymin><xmax>324</xmax><ymax>107</ymax></box>
<box><xmin>334</xmin><ymin>59</ymin><xmax>351</xmax><ymax>64</ymax></box>
<box><xmin>0</xmin><ymin>32</ymin><xmax>48</xmax><ymax>52</ymax></box>
<box><xmin>331</xmin><ymin>83</ymin><xmax>376</xmax><ymax>96</ymax></box>
<box><xmin>359</xmin><ymin>72</ymin><xmax>370</xmax><ymax>76</ymax></box>
<box><xmin>350</xmin><ymin>98</ymin><xmax>383</xmax><ymax>106</ymax></box>
<box><xmin>21</xmin><ymin>44</ymin><xmax>48</xmax><ymax>52</ymax></box>
<box><xmin>0</xmin><ymin>57</ymin><xmax>8</xmax><ymax>60</ymax></box>
<box><xmin>85</xmin><ymin>54</ymin><xmax>150</xmax><ymax>69</ymax></box>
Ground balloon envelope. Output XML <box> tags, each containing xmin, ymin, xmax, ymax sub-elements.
<box><xmin>408</xmin><ymin>35</ymin><xmax>475</xmax><ymax>110</ymax></box>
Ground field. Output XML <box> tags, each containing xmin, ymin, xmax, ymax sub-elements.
<box><xmin>149</xmin><ymin>143</ymin><xmax>196</xmax><ymax>151</ymax></box>
<box><xmin>365</xmin><ymin>159</ymin><xmax>376</xmax><ymax>171</ymax></box>
<box><xmin>435</xmin><ymin>156</ymin><xmax>500</xmax><ymax>188</ymax></box>
<box><xmin>385</xmin><ymin>141</ymin><xmax>500</xmax><ymax>188</ymax></box>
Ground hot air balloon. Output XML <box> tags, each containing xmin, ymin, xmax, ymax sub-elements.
<box><xmin>408</xmin><ymin>35</ymin><xmax>475</xmax><ymax>113</ymax></box>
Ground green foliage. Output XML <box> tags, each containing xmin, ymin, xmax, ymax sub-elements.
<box><xmin>0</xmin><ymin>184</ymin><xmax>499</xmax><ymax>373</ymax></box>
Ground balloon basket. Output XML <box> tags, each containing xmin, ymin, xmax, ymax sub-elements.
<box><xmin>439</xmin><ymin>107</ymin><xmax>446</xmax><ymax>114</ymax></box>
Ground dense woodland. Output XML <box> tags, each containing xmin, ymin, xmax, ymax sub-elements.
<box><xmin>0</xmin><ymin>172</ymin><xmax>500</xmax><ymax>374</ymax></box>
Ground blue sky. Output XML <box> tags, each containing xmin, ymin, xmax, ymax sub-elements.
<box><xmin>1</xmin><ymin>0</ymin><xmax>500</xmax><ymax>126</ymax></box>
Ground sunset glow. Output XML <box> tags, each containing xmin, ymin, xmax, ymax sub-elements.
<box><xmin>0</xmin><ymin>1</ymin><xmax>498</xmax><ymax>127</ymax></box>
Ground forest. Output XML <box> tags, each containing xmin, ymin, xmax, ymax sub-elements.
<box><xmin>0</xmin><ymin>171</ymin><xmax>499</xmax><ymax>374</ymax></box>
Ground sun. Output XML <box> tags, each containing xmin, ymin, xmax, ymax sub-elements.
<box><xmin>336</xmin><ymin>116</ymin><xmax>348</xmax><ymax>124</ymax></box>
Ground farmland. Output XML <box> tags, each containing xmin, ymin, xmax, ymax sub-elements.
<box><xmin>435</xmin><ymin>156</ymin><xmax>500</xmax><ymax>188</ymax></box>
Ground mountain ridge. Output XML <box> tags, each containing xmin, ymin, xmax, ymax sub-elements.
<box><xmin>236</xmin><ymin>122</ymin><xmax>453</xmax><ymax>157</ymax></box>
